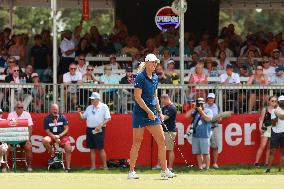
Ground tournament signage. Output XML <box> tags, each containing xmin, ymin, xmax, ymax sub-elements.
<box><xmin>155</xmin><ymin>6</ymin><xmax>180</xmax><ymax>31</ymax></box>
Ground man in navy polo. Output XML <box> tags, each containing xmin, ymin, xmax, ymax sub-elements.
<box><xmin>42</xmin><ymin>103</ymin><xmax>72</xmax><ymax>173</ymax></box>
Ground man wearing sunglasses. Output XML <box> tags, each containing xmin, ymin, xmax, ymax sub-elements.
<box><xmin>6</xmin><ymin>101</ymin><xmax>34</xmax><ymax>172</ymax></box>
<box><xmin>4</xmin><ymin>65</ymin><xmax>32</xmax><ymax>110</ymax></box>
<box><xmin>76</xmin><ymin>54</ymin><xmax>87</xmax><ymax>75</ymax></box>
<box><xmin>63</xmin><ymin>63</ymin><xmax>82</xmax><ymax>111</ymax></box>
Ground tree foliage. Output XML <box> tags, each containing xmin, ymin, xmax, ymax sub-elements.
<box><xmin>219</xmin><ymin>9</ymin><xmax>284</xmax><ymax>38</ymax></box>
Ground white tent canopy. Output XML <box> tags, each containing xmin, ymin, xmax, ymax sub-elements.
<box><xmin>0</xmin><ymin>0</ymin><xmax>114</xmax><ymax>9</ymax></box>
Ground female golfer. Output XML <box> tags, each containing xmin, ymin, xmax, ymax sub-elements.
<box><xmin>127</xmin><ymin>54</ymin><xmax>175</xmax><ymax>179</ymax></box>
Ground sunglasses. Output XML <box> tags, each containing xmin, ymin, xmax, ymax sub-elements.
<box><xmin>79</xmin><ymin>58</ymin><xmax>85</xmax><ymax>61</ymax></box>
<box><xmin>17</xmin><ymin>107</ymin><xmax>24</xmax><ymax>109</ymax></box>
<box><xmin>9</xmin><ymin>61</ymin><xmax>16</xmax><ymax>63</ymax></box>
<box><xmin>13</xmin><ymin>70</ymin><xmax>20</xmax><ymax>72</ymax></box>
<box><xmin>270</xmin><ymin>100</ymin><xmax>276</xmax><ymax>102</ymax></box>
<box><xmin>69</xmin><ymin>68</ymin><xmax>76</xmax><ymax>70</ymax></box>
<box><xmin>87</xmin><ymin>69</ymin><xmax>94</xmax><ymax>71</ymax></box>
<box><xmin>256</xmin><ymin>68</ymin><xmax>263</xmax><ymax>70</ymax></box>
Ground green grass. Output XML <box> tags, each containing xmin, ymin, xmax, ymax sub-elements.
<box><xmin>6</xmin><ymin>165</ymin><xmax>284</xmax><ymax>175</ymax></box>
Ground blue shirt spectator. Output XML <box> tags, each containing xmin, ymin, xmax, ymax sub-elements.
<box><xmin>192</xmin><ymin>108</ymin><xmax>213</xmax><ymax>138</ymax></box>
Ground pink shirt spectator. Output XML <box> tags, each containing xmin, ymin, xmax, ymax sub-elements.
<box><xmin>7</xmin><ymin>111</ymin><xmax>34</xmax><ymax>127</ymax></box>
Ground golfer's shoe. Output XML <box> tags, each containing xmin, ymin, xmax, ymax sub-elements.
<box><xmin>127</xmin><ymin>171</ymin><xmax>139</xmax><ymax>179</ymax></box>
<box><xmin>48</xmin><ymin>156</ymin><xmax>59</xmax><ymax>165</ymax></box>
<box><xmin>161</xmin><ymin>168</ymin><xmax>175</xmax><ymax>179</ymax></box>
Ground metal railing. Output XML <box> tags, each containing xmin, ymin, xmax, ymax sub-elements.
<box><xmin>1</xmin><ymin>83</ymin><xmax>284</xmax><ymax>113</ymax></box>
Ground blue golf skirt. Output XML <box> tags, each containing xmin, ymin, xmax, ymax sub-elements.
<box><xmin>132</xmin><ymin>105</ymin><xmax>161</xmax><ymax>128</ymax></box>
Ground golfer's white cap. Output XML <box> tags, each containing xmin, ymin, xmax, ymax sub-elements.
<box><xmin>207</xmin><ymin>93</ymin><xmax>216</xmax><ymax>99</ymax></box>
<box><xmin>89</xmin><ymin>92</ymin><xmax>100</xmax><ymax>100</ymax></box>
<box><xmin>145</xmin><ymin>54</ymin><xmax>160</xmax><ymax>63</ymax></box>
<box><xmin>278</xmin><ymin>95</ymin><xmax>284</xmax><ymax>101</ymax></box>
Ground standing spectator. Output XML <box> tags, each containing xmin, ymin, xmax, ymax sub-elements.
<box><xmin>30</xmin><ymin>34</ymin><xmax>50</xmax><ymax>82</ymax></box>
<box><xmin>4</xmin><ymin>57</ymin><xmax>17</xmax><ymax>75</ymax></box>
<box><xmin>7</xmin><ymin>101</ymin><xmax>34</xmax><ymax>172</ymax></box>
<box><xmin>8</xmin><ymin>34</ymin><xmax>25</xmax><ymax>68</ymax></box>
<box><xmin>205</xmin><ymin>93</ymin><xmax>222</xmax><ymax>168</ymax></box>
<box><xmin>72</xmin><ymin>24</ymin><xmax>82</xmax><ymax>47</ymax></box>
<box><xmin>161</xmin><ymin>49</ymin><xmax>172</xmax><ymax>69</ymax></box>
<box><xmin>3</xmin><ymin>27</ymin><xmax>12</xmax><ymax>49</ymax></box>
<box><xmin>262</xmin><ymin>57</ymin><xmax>275</xmax><ymax>78</ymax></box>
<box><xmin>120</xmin><ymin>67</ymin><xmax>135</xmax><ymax>84</ymax></box>
<box><xmin>59</xmin><ymin>30</ymin><xmax>75</xmax><ymax>83</ymax></box>
<box><xmin>279</xmin><ymin>40</ymin><xmax>284</xmax><ymax>57</ymax></box>
<box><xmin>63</xmin><ymin>63</ymin><xmax>82</xmax><ymax>110</ymax></box>
<box><xmin>247</xmin><ymin>65</ymin><xmax>269</xmax><ymax>113</ymax></box>
<box><xmin>266</xmin><ymin>96</ymin><xmax>284</xmax><ymax>173</ymax></box>
<box><xmin>254</xmin><ymin>96</ymin><xmax>277</xmax><ymax>167</ymax></box>
<box><xmin>42</xmin><ymin>103</ymin><xmax>72</xmax><ymax>173</ymax></box>
<box><xmin>216</xmin><ymin>50</ymin><xmax>230</xmax><ymax>75</ymax></box>
<box><xmin>153</xmin><ymin>94</ymin><xmax>177</xmax><ymax>171</ymax></box>
<box><xmin>76</xmin><ymin>54</ymin><xmax>87</xmax><ymax>76</ymax></box>
<box><xmin>89</xmin><ymin>25</ymin><xmax>102</xmax><ymax>55</ymax></box>
<box><xmin>98</xmin><ymin>34</ymin><xmax>116</xmax><ymax>55</ymax></box>
<box><xmin>41</xmin><ymin>29</ymin><xmax>52</xmax><ymax>55</ymax></box>
<box><xmin>185</xmin><ymin>98</ymin><xmax>213</xmax><ymax>170</ymax></box>
<box><xmin>165</xmin><ymin>35</ymin><xmax>179</xmax><ymax>56</ymax></box>
<box><xmin>77</xmin><ymin>92</ymin><xmax>111</xmax><ymax>170</ymax></box>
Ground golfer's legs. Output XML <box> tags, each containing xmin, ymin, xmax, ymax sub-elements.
<box><xmin>129</xmin><ymin>127</ymin><xmax>145</xmax><ymax>172</ymax></box>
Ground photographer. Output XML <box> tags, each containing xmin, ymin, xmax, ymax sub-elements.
<box><xmin>254</xmin><ymin>96</ymin><xmax>277</xmax><ymax>167</ymax></box>
<box><xmin>185</xmin><ymin>98</ymin><xmax>213</xmax><ymax>170</ymax></box>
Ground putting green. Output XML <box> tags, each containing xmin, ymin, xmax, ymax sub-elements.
<box><xmin>1</xmin><ymin>174</ymin><xmax>284</xmax><ymax>189</ymax></box>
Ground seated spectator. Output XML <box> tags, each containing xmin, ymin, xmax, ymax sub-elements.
<box><xmin>119</xmin><ymin>67</ymin><xmax>136</xmax><ymax>113</ymax></box>
<box><xmin>215</xmin><ymin>39</ymin><xmax>234</xmax><ymax>57</ymax></box>
<box><xmin>194</xmin><ymin>39</ymin><xmax>212</xmax><ymax>57</ymax></box>
<box><xmin>189</xmin><ymin>63</ymin><xmax>208</xmax><ymax>100</ymax></box>
<box><xmin>63</xmin><ymin>63</ymin><xmax>82</xmax><ymax>111</ymax></box>
<box><xmin>76</xmin><ymin>54</ymin><xmax>87</xmax><ymax>75</ymax></box>
<box><xmin>4</xmin><ymin>65</ymin><xmax>32</xmax><ymax>110</ymax></box>
<box><xmin>8</xmin><ymin>34</ymin><xmax>25</xmax><ymax>68</ymax></box>
<box><xmin>42</xmin><ymin>103</ymin><xmax>72</xmax><ymax>173</ymax></box>
<box><xmin>165</xmin><ymin>59</ymin><xmax>180</xmax><ymax>84</ymax></box>
<box><xmin>187</xmin><ymin>51</ymin><xmax>199</xmax><ymax>69</ymax></box>
<box><xmin>4</xmin><ymin>57</ymin><xmax>18</xmax><ymax>75</ymax></box>
<box><xmin>24</xmin><ymin>64</ymin><xmax>33</xmax><ymax>83</ymax></box>
<box><xmin>99</xmin><ymin>65</ymin><xmax>120</xmax><ymax>106</ymax></box>
<box><xmin>279</xmin><ymin>40</ymin><xmax>284</xmax><ymax>57</ymax></box>
<box><xmin>239</xmin><ymin>65</ymin><xmax>250</xmax><ymax>78</ymax></box>
<box><xmin>30</xmin><ymin>73</ymin><xmax>45</xmax><ymax>112</ymax></box>
<box><xmin>165</xmin><ymin>35</ymin><xmax>179</xmax><ymax>56</ymax></box>
<box><xmin>155</xmin><ymin>64</ymin><xmax>172</xmax><ymax>84</ymax></box>
<box><xmin>220</xmin><ymin>64</ymin><xmax>241</xmax><ymax>112</ymax></box>
<box><xmin>144</xmin><ymin>38</ymin><xmax>159</xmax><ymax>54</ymax></box>
<box><xmin>270</xmin><ymin>65</ymin><xmax>284</xmax><ymax>84</ymax></box>
<box><xmin>98</xmin><ymin>34</ymin><xmax>116</xmax><ymax>55</ymax></box>
<box><xmin>81</xmin><ymin>65</ymin><xmax>98</xmax><ymax>106</ymax></box>
<box><xmin>247</xmin><ymin>65</ymin><xmax>269</xmax><ymax>113</ymax></box>
<box><xmin>262</xmin><ymin>56</ymin><xmax>275</xmax><ymax>78</ymax></box>
<box><xmin>120</xmin><ymin>67</ymin><xmax>136</xmax><ymax>84</ymax></box>
<box><xmin>30</xmin><ymin>34</ymin><xmax>50</xmax><ymax>82</ymax></box>
<box><xmin>216</xmin><ymin>50</ymin><xmax>230</xmax><ymax>75</ymax></box>
<box><xmin>121</xmin><ymin>37</ymin><xmax>139</xmax><ymax>56</ymax></box>
<box><xmin>184</xmin><ymin>38</ymin><xmax>195</xmax><ymax>57</ymax></box>
<box><xmin>270</xmin><ymin>49</ymin><xmax>284</xmax><ymax>66</ymax></box>
<box><xmin>107</xmin><ymin>54</ymin><xmax>121</xmax><ymax>70</ymax></box>
<box><xmin>0</xmin><ymin>47</ymin><xmax>9</xmax><ymax>68</ymax></box>
<box><xmin>7</xmin><ymin>101</ymin><xmax>34</xmax><ymax>172</ymax></box>
<box><xmin>131</xmin><ymin>52</ymin><xmax>143</xmax><ymax>69</ymax></box>
<box><xmin>243</xmin><ymin>49</ymin><xmax>259</xmax><ymax>71</ymax></box>
<box><xmin>204</xmin><ymin>58</ymin><xmax>219</xmax><ymax>77</ymax></box>
<box><xmin>75</xmin><ymin>37</ymin><xmax>93</xmax><ymax>56</ymax></box>
<box><xmin>240</xmin><ymin>35</ymin><xmax>261</xmax><ymax>57</ymax></box>
<box><xmin>161</xmin><ymin>48</ymin><xmax>172</xmax><ymax>69</ymax></box>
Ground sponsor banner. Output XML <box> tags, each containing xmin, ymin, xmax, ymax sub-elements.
<box><xmin>0</xmin><ymin>113</ymin><xmax>277</xmax><ymax>167</ymax></box>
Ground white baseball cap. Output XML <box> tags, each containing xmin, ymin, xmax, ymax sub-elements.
<box><xmin>145</xmin><ymin>53</ymin><xmax>160</xmax><ymax>63</ymax></box>
<box><xmin>278</xmin><ymin>95</ymin><xmax>284</xmax><ymax>101</ymax></box>
<box><xmin>0</xmin><ymin>108</ymin><xmax>3</xmax><ymax>113</ymax></box>
<box><xmin>207</xmin><ymin>93</ymin><xmax>216</xmax><ymax>99</ymax></box>
<box><xmin>89</xmin><ymin>92</ymin><xmax>101</xmax><ymax>100</ymax></box>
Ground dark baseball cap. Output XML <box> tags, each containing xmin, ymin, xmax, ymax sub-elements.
<box><xmin>226</xmin><ymin>64</ymin><xmax>233</xmax><ymax>69</ymax></box>
<box><xmin>275</xmin><ymin>65</ymin><xmax>284</xmax><ymax>72</ymax></box>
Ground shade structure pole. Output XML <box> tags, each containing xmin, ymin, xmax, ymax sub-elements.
<box><xmin>51</xmin><ymin>0</ymin><xmax>58</xmax><ymax>104</ymax></box>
